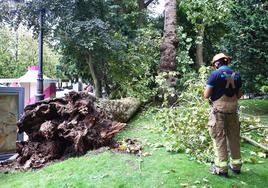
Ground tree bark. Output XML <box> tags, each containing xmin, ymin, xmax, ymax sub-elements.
<box><xmin>15</xmin><ymin>92</ymin><xmax>125</xmax><ymax>169</ymax></box>
<box><xmin>138</xmin><ymin>0</ymin><xmax>145</xmax><ymax>10</ymax></box>
<box><xmin>86</xmin><ymin>54</ymin><xmax>102</xmax><ymax>98</ymax></box>
<box><xmin>137</xmin><ymin>0</ymin><xmax>146</xmax><ymax>26</ymax></box>
<box><xmin>160</xmin><ymin>0</ymin><xmax>178</xmax><ymax>71</ymax></box>
<box><xmin>98</xmin><ymin>97</ymin><xmax>141</xmax><ymax>123</ymax></box>
<box><xmin>102</xmin><ymin>61</ymin><xmax>110</xmax><ymax>96</ymax></box>
<box><xmin>195</xmin><ymin>26</ymin><xmax>204</xmax><ymax>69</ymax></box>
<box><xmin>14</xmin><ymin>28</ymin><xmax>19</xmax><ymax>62</ymax></box>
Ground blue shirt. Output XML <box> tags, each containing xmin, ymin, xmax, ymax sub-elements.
<box><xmin>207</xmin><ymin>66</ymin><xmax>242</xmax><ymax>101</ymax></box>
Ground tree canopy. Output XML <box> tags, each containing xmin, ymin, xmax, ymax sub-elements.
<box><xmin>220</xmin><ymin>0</ymin><xmax>268</xmax><ymax>93</ymax></box>
<box><xmin>0</xmin><ymin>25</ymin><xmax>58</xmax><ymax>78</ymax></box>
<box><xmin>0</xmin><ymin>0</ymin><xmax>267</xmax><ymax>96</ymax></box>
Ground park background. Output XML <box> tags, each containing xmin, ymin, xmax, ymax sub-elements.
<box><xmin>0</xmin><ymin>0</ymin><xmax>267</xmax><ymax>187</ymax></box>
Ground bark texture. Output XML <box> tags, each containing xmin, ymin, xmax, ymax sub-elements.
<box><xmin>86</xmin><ymin>54</ymin><xmax>102</xmax><ymax>98</ymax></box>
<box><xmin>98</xmin><ymin>97</ymin><xmax>141</xmax><ymax>123</ymax></box>
<box><xmin>137</xmin><ymin>0</ymin><xmax>155</xmax><ymax>26</ymax></box>
<box><xmin>15</xmin><ymin>91</ymin><xmax>125</xmax><ymax>169</ymax></box>
<box><xmin>160</xmin><ymin>0</ymin><xmax>178</xmax><ymax>71</ymax></box>
<box><xmin>195</xmin><ymin>27</ymin><xmax>205</xmax><ymax>68</ymax></box>
<box><xmin>137</xmin><ymin>0</ymin><xmax>146</xmax><ymax>25</ymax></box>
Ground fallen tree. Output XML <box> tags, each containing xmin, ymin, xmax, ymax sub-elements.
<box><xmin>98</xmin><ymin>97</ymin><xmax>141</xmax><ymax>123</ymax></box>
<box><xmin>14</xmin><ymin>91</ymin><xmax>127</xmax><ymax>169</ymax></box>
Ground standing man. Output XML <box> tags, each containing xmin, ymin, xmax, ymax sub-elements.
<box><xmin>204</xmin><ymin>53</ymin><xmax>243</xmax><ymax>177</ymax></box>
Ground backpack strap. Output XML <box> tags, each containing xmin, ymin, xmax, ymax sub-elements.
<box><xmin>223</xmin><ymin>72</ymin><xmax>236</xmax><ymax>89</ymax></box>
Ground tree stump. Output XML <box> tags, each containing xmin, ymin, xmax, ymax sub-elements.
<box><xmin>97</xmin><ymin>97</ymin><xmax>141</xmax><ymax>123</ymax></box>
<box><xmin>15</xmin><ymin>91</ymin><xmax>125</xmax><ymax>169</ymax></box>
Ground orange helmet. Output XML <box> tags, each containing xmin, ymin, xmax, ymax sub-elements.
<box><xmin>211</xmin><ymin>53</ymin><xmax>231</xmax><ymax>66</ymax></box>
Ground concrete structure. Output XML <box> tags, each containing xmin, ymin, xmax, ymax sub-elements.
<box><xmin>0</xmin><ymin>87</ymin><xmax>24</xmax><ymax>155</ymax></box>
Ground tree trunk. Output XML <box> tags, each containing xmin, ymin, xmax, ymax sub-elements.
<box><xmin>138</xmin><ymin>0</ymin><xmax>145</xmax><ymax>10</ymax></box>
<box><xmin>137</xmin><ymin>0</ymin><xmax>145</xmax><ymax>25</ymax></box>
<box><xmin>157</xmin><ymin>0</ymin><xmax>178</xmax><ymax>106</ymax></box>
<box><xmin>195</xmin><ymin>27</ymin><xmax>204</xmax><ymax>68</ymax></box>
<box><xmin>102</xmin><ymin>62</ymin><xmax>110</xmax><ymax>96</ymax></box>
<box><xmin>86</xmin><ymin>54</ymin><xmax>102</xmax><ymax>98</ymax></box>
<box><xmin>98</xmin><ymin>97</ymin><xmax>141</xmax><ymax>123</ymax></box>
<box><xmin>160</xmin><ymin>0</ymin><xmax>178</xmax><ymax>71</ymax></box>
<box><xmin>137</xmin><ymin>0</ymin><xmax>155</xmax><ymax>26</ymax></box>
<box><xmin>15</xmin><ymin>29</ymin><xmax>18</xmax><ymax>62</ymax></box>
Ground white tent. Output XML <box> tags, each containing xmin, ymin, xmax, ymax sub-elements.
<box><xmin>18</xmin><ymin>68</ymin><xmax>57</xmax><ymax>83</ymax></box>
<box><xmin>0</xmin><ymin>66</ymin><xmax>57</xmax><ymax>105</ymax></box>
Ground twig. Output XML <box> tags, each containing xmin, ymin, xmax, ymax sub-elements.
<box><xmin>138</xmin><ymin>151</ymin><xmax>142</xmax><ymax>172</ymax></box>
<box><xmin>242</xmin><ymin>126</ymin><xmax>268</xmax><ymax>133</ymax></box>
<box><xmin>241</xmin><ymin>135</ymin><xmax>268</xmax><ymax>152</ymax></box>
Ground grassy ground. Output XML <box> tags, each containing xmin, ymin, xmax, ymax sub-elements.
<box><xmin>239</xmin><ymin>99</ymin><xmax>268</xmax><ymax>125</ymax></box>
<box><xmin>1</xmin><ymin>110</ymin><xmax>268</xmax><ymax>188</ymax></box>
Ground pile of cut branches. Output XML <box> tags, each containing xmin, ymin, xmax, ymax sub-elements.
<box><xmin>153</xmin><ymin>67</ymin><xmax>268</xmax><ymax>163</ymax></box>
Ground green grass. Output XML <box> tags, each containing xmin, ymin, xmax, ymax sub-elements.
<box><xmin>239</xmin><ymin>99</ymin><xmax>268</xmax><ymax>114</ymax></box>
<box><xmin>239</xmin><ymin>99</ymin><xmax>268</xmax><ymax>125</ymax></box>
<box><xmin>1</xmin><ymin>112</ymin><xmax>268</xmax><ymax>188</ymax></box>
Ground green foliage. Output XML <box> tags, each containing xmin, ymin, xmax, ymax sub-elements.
<box><xmin>180</xmin><ymin>0</ymin><xmax>231</xmax><ymax>28</ymax></box>
<box><xmin>261</xmin><ymin>86</ymin><xmax>268</xmax><ymax>93</ymax></box>
<box><xmin>110</xmin><ymin>24</ymin><xmax>193</xmax><ymax>103</ymax></box>
<box><xmin>1</xmin><ymin>0</ymin><xmax>124</xmax><ymax>83</ymax></box>
<box><xmin>0</xmin><ymin>26</ymin><xmax>58</xmax><ymax>78</ymax></box>
<box><xmin>240</xmin><ymin>115</ymin><xmax>268</xmax><ymax>145</ymax></box>
<box><xmin>220</xmin><ymin>0</ymin><xmax>268</xmax><ymax>93</ymax></box>
<box><xmin>175</xmin><ymin>26</ymin><xmax>194</xmax><ymax>74</ymax></box>
<box><xmin>260</xmin><ymin>79</ymin><xmax>268</xmax><ymax>93</ymax></box>
<box><xmin>178</xmin><ymin>0</ymin><xmax>232</xmax><ymax>65</ymax></box>
<box><xmin>108</xmin><ymin>26</ymin><xmax>161</xmax><ymax>102</ymax></box>
<box><xmin>6</xmin><ymin>0</ymin><xmax>159</xmax><ymax>96</ymax></box>
<box><xmin>48</xmin><ymin>0</ymin><xmax>119</xmax><ymax>81</ymax></box>
<box><xmin>153</xmin><ymin>67</ymin><xmax>213</xmax><ymax>163</ymax></box>
<box><xmin>239</xmin><ymin>99</ymin><xmax>268</xmax><ymax>116</ymax></box>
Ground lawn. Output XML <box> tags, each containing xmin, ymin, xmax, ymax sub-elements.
<box><xmin>1</xmin><ymin>107</ymin><xmax>268</xmax><ymax>188</ymax></box>
<box><xmin>239</xmin><ymin>99</ymin><xmax>268</xmax><ymax>125</ymax></box>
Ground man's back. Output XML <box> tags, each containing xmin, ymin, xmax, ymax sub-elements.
<box><xmin>207</xmin><ymin>65</ymin><xmax>242</xmax><ymax>101</ymax></box>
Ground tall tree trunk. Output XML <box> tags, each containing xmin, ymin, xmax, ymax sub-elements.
<box><xmin>86</xmin><ymin>54</ymin><xmax>102</xmax><ymax>98</ymax></box>
<box><xmin>101</xmin><ymin>59</ymin><xmax>110</xmax><ymax>97</ymax></box>
<box><xmin>137</xmin><ymin>0</ymin><xmax>145</xmax><ymax>25</ymax></box>
<box><xmin>160</xmin><ymin>0</ymin><xmax>178</xmax><ymax>71</ymax></box>
<box><xmin>138</xmin><ymin>0</ymin><xmax>145</xmax><ymax>10</ymax></box>
<box><xmin>157</xmin><ymin>0</ymin><xmax>178</xmax><ymax>106</ymax></box>
<box><xmin>15</xmin><ymin>29</ymin><xmax>18</xmax><ymax>62</ymax></box>
<box><xmin>137</xmin><ymin>0</ymin><xmax>155</xmax><ymax>26</ymax></box>
<box><xmin>195</xmin><ymin>26</ymin><xmax>204</xmax><ymax>68</ymax></box>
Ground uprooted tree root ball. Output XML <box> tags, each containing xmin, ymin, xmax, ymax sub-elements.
<box><xmin>12</xmin><ymin>91</ymin><xmax>125</xmax><ymax>170</ymax></box>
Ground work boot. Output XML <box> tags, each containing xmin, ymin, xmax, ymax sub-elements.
<box><xmin>229</xmin><ymin>165</ymin><xmax>241</xmax><ymax>174</ymax></box>
<box><xmin>209</xmin><ymin>165</ymin><xmax>228</xmax><ymax>177</ymax></box>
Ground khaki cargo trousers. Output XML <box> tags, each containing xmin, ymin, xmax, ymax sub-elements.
<box><xmin>208</xmin><ymin>95</ymin><xmax>242</xmax><ymax>173</ymax></box>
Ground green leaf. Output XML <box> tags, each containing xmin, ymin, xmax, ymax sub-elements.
<box><xmin>257</xmin><ymin>152</ymin><xmax>266</xmax><ymax>158</ymax></box>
